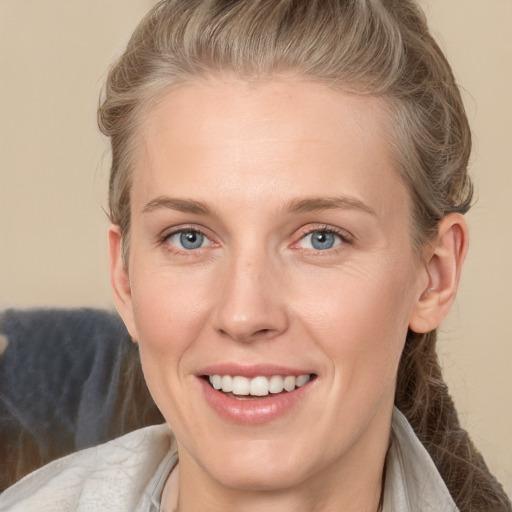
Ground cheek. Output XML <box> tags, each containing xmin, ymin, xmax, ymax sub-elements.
<box><xmin>130</xmin><ymin>264</ymin><xmax>212</xmax><ymax>348</ymax></box>
<box><xmin>127</xmin><ymin>264</ymin><xmax>218</xmax><ymax>427</ymax></box>
<box><xmin>127</xmin><ymin>264</ymin><xmax>218</xmax><ymax>406</ymax></box>
<box><xmin>292</xmin><ymin>260</ymin><xmax>417</xmax><ymax>382</ymax></box>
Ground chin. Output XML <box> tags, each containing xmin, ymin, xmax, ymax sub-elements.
<box><xmin>190</xmin><ymin>435</ymin><xmax>323</xmax><ymax>492</ymax></box>
<box><xmin>212</xmin><ymin>462</ymin><xmax>307</xmax><ymax>493</ymax></box>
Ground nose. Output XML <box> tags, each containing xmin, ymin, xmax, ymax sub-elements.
<box><xmin>213</xmin><ymin>249</ymin><xmax>289</xmax><ymax>343</ymax></box>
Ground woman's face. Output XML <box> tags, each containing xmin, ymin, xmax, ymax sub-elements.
<box><xmin>111</xmin><ymin>79</ymin><xmax>428</xmax><ymax>494</ymax></box>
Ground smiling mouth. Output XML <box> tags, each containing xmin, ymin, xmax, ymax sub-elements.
<box><xmin>204</xmin><ymin>374</ymin><xmax>315</xmax><ymax>398</ymax></box>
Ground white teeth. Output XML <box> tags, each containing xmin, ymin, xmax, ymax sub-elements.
<box><xmin>296</xmin><ymin>374</ymin><xmax>311</xmax><ymax>387</ymax></box>
<box><xmin>232</xmin><ymin>376</ymin><xmax>250</xmax><ymax>395</ymax></box>
<box><xmin>221</xmin><ymin>375</ymin><xmax>233</xmax><ymax>392</ymax></box>
<box><xmin>208</xmin><ymin>374</ymin><xmax>312</xmax><ymax>396</ymax></box>
<box><xmin>283</xmin><ymin>376</ymin><xmax>296</xmax><ymax>392</ymax></box>
<box><xmin>268</xmin><ymin>375</ymin><xmax>284</xmax><ymax>394</ymax></box>
<box><xmin>250</xmin><ymin>376</ymin><xmax>269</xmax><ymax>396</ymax></box>
<box><xmin>211</xmin><ymin>374</ymin><xmax>222</xmax><ymax>390</ymax></box>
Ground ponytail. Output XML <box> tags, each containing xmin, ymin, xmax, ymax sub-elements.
<box><xmin>396</xmin><ymin>330</ymin><xmax>512</xmax><ymax>511</ymax></box>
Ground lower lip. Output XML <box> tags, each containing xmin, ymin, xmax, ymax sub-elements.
<box><xmin>198</xmin><ymin>377</ymin><xmax>313</xmax><ymax>424</ymax></box>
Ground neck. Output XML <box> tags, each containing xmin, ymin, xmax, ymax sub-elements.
<box><xmin>162</xmin><ymin>416</ymin><xmax>391</xmax><ymax>512</ymax></box>
<box><xmin>179</xmin><ymin>481</ymin><xmax>382</xmax><ymax>512</ymax></box>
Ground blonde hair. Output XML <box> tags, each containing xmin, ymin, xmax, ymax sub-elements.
<box><xmin>98</xmin><ymin>1</ymin><xmax>510</xmax><ymax>509</ymax></box>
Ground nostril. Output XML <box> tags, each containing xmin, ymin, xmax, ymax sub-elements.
<box><xmin>218</xmin><ymin>326</ymin><xmax>275</xmax><ymax>342</ymax></box>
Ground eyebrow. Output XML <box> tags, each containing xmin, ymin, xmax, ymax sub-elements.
<box><xmin>142</xmin><ymin>195</ymin><xmax>376</xmax><ymax>216</ymax></box>
<box><xmin>142</xmin><ymin>196</ymin><xmax>211</xmax><ymax>215</ymax></box>
<box><xmin>284</xmin><ymin>196</ymin><xmax>377</xmax><ymax>216</ymax></box>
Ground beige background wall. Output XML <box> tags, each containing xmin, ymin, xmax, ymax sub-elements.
<box><xmin>1</xmin><ymin>0</ymin><xmax>511</xmax><ymax>497</ymax></box>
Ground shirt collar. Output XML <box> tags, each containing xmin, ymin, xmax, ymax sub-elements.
<box><xmin>383</xmin><ymin>407</ymin><xmax>459</xmax><ymax>512</ymax></box>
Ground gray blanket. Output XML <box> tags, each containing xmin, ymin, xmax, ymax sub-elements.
<box><xmin>0</xmin><ymin>308</ymin><xmax>163</xmax><ymax>490</ymax></box>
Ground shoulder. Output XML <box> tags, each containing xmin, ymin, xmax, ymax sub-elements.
<box><xmin>0</xmin><ymin>424</ymin><xmax>177</xmax><ymax>512</ymax></box>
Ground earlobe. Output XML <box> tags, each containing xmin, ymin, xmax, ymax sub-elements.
<box><xmin>409</xmin><ymin>213</ymin><xmax>469</xmax><ymax>334</ymax></box>
<box><xmin>108</xmin><ymin>225</ymin><xmax>138</xmax><ymax>341</ymax></box>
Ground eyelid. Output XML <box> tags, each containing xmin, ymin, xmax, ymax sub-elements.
<box><xmin>291</xmin><ymin>224</ymin><xmax>354</xmax><ymax>250</ymax></box>
<box><xmin>158</xmin><ymin>224</ymin><xmax>218</xmax><ymax>253</ymax></box>
<box><xmin>157</xmin><ymin>223</ymin><xmax>353</xmax><ymax>253</ymax></box>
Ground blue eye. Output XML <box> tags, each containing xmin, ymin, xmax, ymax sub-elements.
<box><xmin>300</xmin><ymin>231</ymin><xmax>342</xmax><ymax>250</ymax></box>
<box><xmin>167</xmin><ymin>230</ymin><xmax>209</xmax><ymax>250</ymax></box>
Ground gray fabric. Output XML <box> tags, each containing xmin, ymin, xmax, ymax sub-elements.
<box><xmin>0</xmin><ymin>308</ymin><xmax>134</xmax><ymax>490</ymax></box>
<box><xmin>0</xmin><ymin>308</ymin><xmax>130</xmax><ymax>449</ymax></box>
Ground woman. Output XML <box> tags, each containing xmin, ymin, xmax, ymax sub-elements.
<box><xmin>0</xmin><ymin>0</ymin><xmax>510</xmax><ymax>510</ymax></box>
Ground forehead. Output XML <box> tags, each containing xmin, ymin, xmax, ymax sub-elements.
<box><xmin>132</xmin><ymin>78</ymin><xmax>408</xmax><ymax>221</ymax></box>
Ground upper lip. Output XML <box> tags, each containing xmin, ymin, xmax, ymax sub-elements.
<box><xmin>197</xmin><ymin>363</ymin><xmax>315</xmax><ymax>378</ymax></box>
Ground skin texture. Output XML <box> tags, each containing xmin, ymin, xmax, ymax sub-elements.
<box><xmin>109</xmin><ymin>78</ymin><xmax>468</xmax><ymax>512</ymax></box>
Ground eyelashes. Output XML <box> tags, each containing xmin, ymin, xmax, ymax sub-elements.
<box><xmin>158</xmin><ymin>226</ymin><xmax>216</xmax><ymax>256</ymax></box>
<box><xmin>166</xmin><ymin>230</ymin><xmax>212</xmax><ymax>251</ymax></box>
<box><xmin>159</xmin><ymin>224</ymin><xmax>353</xmax><ymax>256</ymax></box>
<box><xmin>293</xmin><ymin>226</ymin><xmax>351</xmax><ymax>252</ymax></box>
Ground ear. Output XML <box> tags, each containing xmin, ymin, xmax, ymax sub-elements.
<box><xmin>409</xmin><ymin>213</ymin><xmax>469</xmax><ymax>333</ymax></box>
<box><xmin>108</xmin><ymin>225</ymin><xmax>138</xmax><ymax>341</ymax></box>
